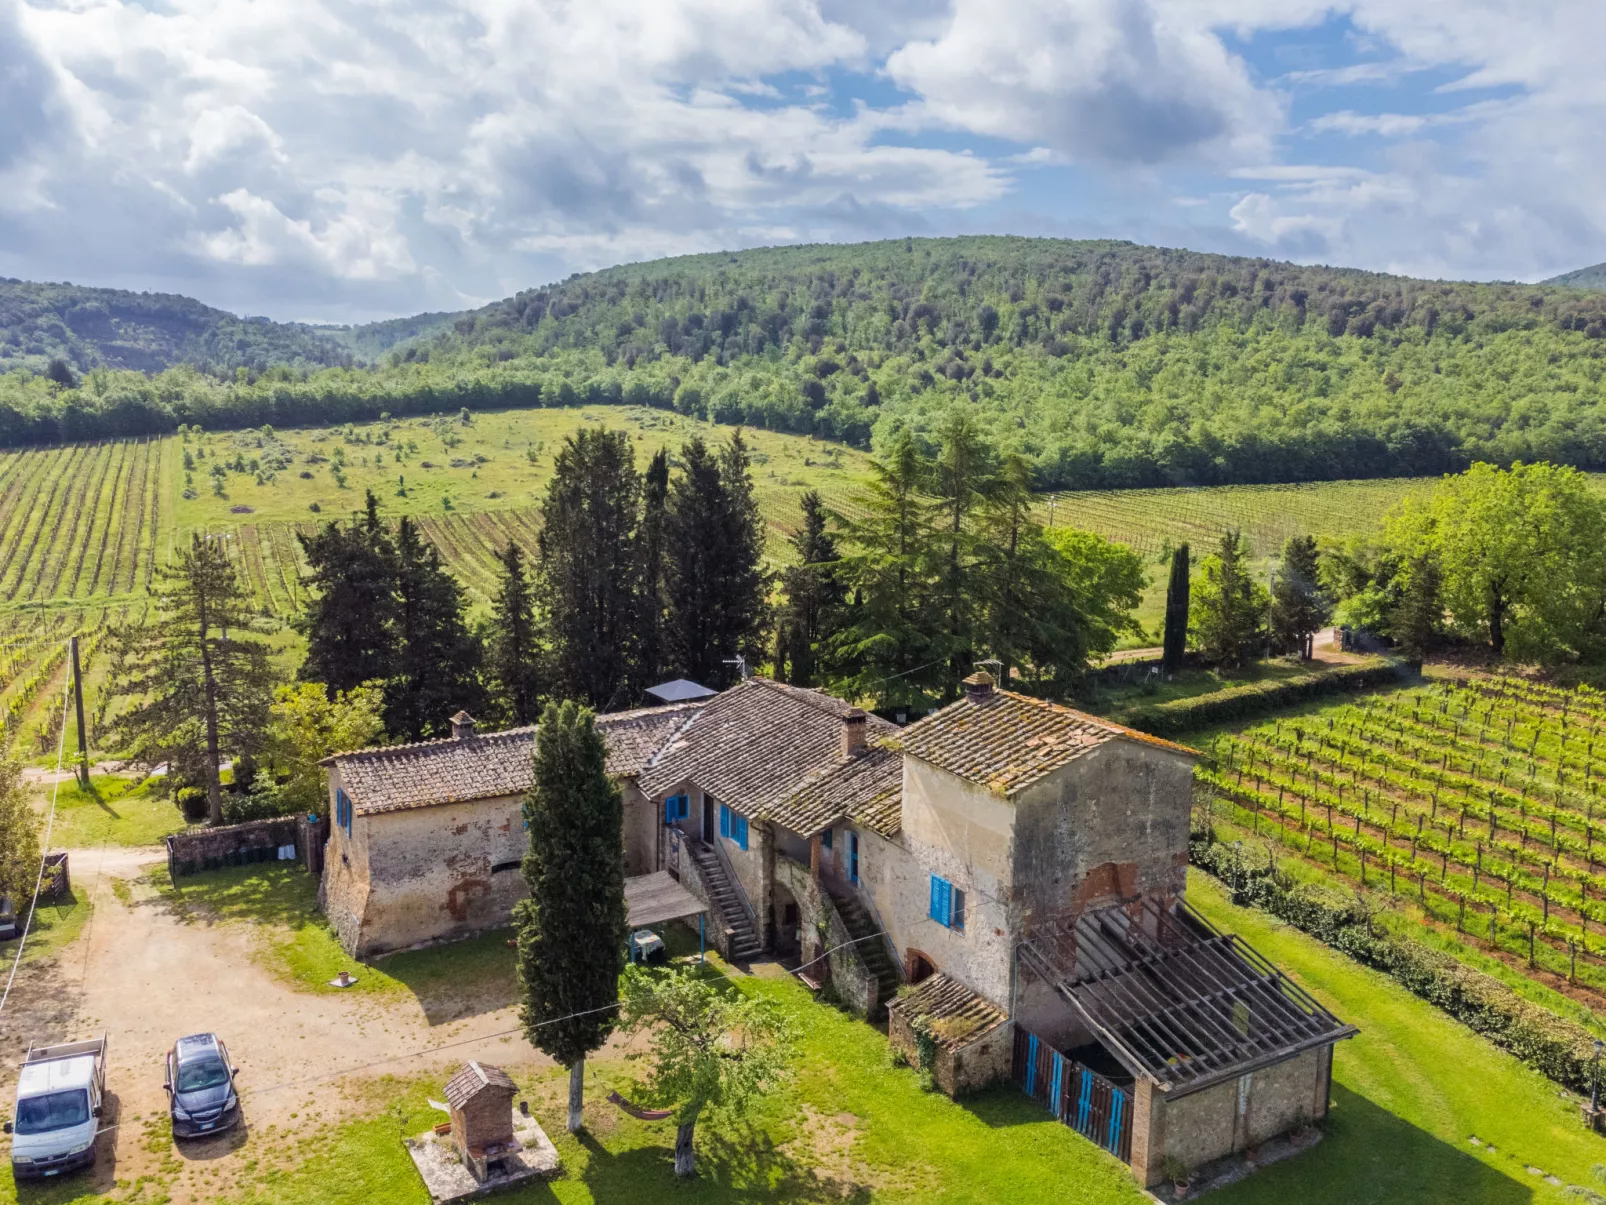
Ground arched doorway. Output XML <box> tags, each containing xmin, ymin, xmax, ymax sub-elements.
<box><xmin>905</xmin><ymin>949</ymin><xmax>937</xmax><ymax>985</ymax></box>
<box><xmin>772</xmin><ymin>882</ymin><xmax>801</xmax><ymax>957</ymax></box>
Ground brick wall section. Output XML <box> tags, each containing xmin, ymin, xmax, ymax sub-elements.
<box><xmin>451</xmin><ymin>1090</ymin><xmax>516</xmax><ymax>1157</ymax></box>
<box><xmin>167</xmin><ymin>816</ymin><xmax>301</xmax><ymax>879</ymax></box>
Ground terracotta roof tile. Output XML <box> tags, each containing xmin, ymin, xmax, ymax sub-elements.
<box><xmin>757</xmin><ymin>742</ymin><xmax>903</xmax><ymax>839</ymax></box>
<box><xmin>443</xmin><ymin>1061</ymin><xmax>517</xmax><ymax>1110</ymax></box>
<box><xmin>894</xmin><ymin>687</ymin><xmax>1196</xmax><ymax>796</ymax></box>
<box><xmin>637</xmin><ymin>679</ymin><xmax>897</xmax><ymax>817</ymax></box>
<box><xmin>328</xmin><ymin>703</ymin><xmax>702</xmax><ymax>816</ymax></box>
<box><xmin>886</xmin><ymin>973</ymin><xmax>1008</xmax><ymax>1051</ymax></box>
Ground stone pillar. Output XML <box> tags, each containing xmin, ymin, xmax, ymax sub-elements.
<box><xmin>757</xmin><ymin>822</ymin><xmax>775</xmax><ymax>951</ymax></box>
<box><xmin>1128</xmin><ymin>1077</ymin><xmax>1167</xmax><ymax>1188</ymax></box>
<box><xmin>810</xmin><ymin>835</ymin><xmax>821</xmax><ymax>880</ymax></box>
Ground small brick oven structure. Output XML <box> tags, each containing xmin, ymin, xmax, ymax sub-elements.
<box><xmin>444</xmin><ymin>1061</ymin><xmax>518</xmax><ymax>1181</ymax></box>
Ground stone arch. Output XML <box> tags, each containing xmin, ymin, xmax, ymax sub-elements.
<box><xmin>905</xmin><ymin>948</ymin><xmax>937</xmax><ymax>985</ymax></box>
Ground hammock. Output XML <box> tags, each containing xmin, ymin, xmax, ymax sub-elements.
<box><xmin>607</xmin><ymin>1091</ymin><xmax>673</xmax><ymax>1121</ymax></box>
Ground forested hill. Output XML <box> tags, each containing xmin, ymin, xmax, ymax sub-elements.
<box><xmin>0</xmin><ymin>279</ymin><xmax>356</xmax><ymax>375</ymax></box>
<box><xmin>5</xmin><ymin>236</ymin><xmax>1606</xmax><ymax>488</ymax></box>
<box><xmin>1544</xmin><ymin>263</ymin><xmax>1606</xmax><ymax>291</ymax></box>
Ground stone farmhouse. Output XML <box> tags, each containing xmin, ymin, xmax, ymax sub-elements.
<box><xmin>318</xmin><ymin>672</ymin><xmax>1354</xmax><ymax>1188</ymax></box>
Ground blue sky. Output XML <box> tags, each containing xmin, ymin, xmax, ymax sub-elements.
<box><xmin>1</xmin><ymin>0</ymin><xmax>1601</xmax><ymax>323</ymax></box>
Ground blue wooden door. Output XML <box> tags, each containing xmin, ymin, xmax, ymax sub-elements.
<box><xmin>848</xmin><ymin>831</ymin><xmax>860</xmax><ymax>883</ymax></box>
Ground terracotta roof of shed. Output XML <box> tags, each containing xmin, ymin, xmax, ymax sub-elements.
<box><xmin>326</xmin><ymin>703</ymin><xmax>701</xmax><ymax>816</ymax></box>
<box><xmin>637</xmin><ymin>678</ymin><xmax>898</xmax><ymax>817</ymax></box>
<box><xmin>757</xmin><ymin>743</ymin><xmax>903</xmax><ymax>839</ymax></box>
<box><xmin>886</xmin><ymin>973</ymin><xmax>1008</xmax><ymax>1051</ymax></box>
<box><xmin>444</xmin><ymin>1061</ymin><xmax>517</xmax><ymax>1109</ymax></box>
<box><xmin>893</xmin><ymin>687</ymin><xmax>1196</xmax><ymax>796</ymax></box>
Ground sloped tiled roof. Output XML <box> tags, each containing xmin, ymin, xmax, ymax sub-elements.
<box><xmin>758</xmin><ymin>743</ymin><xmax>903</xmax><ymax>839</ymax></box>
<box><xmin>894</xmin><ymin>684</ymin><xmax>1196</xmax><ymax>796</ymax></box>
<box><xmin>887</xmin><ymin>973</ymin><xmax>1009</xmax><ymax>1051</ymax></box>
<box><xmin>637</xmin><ymin>678</ymin><xmax>898</xmax><ymax>818</ymax></box>
<box><xmin>444</xmin><ymin>1061</ymin><xmax>517</xmax><ymax>1109</ymax></box>
<box><xmin>327</xmin><ymin>703</ymin><xmax>701</xmax><ymax>816</ymax></box>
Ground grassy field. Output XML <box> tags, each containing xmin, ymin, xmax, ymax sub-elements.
<box><xmin>35</xmin><ymin>775</ymin><xmax>189</xmax><ymax>848</ymax></box>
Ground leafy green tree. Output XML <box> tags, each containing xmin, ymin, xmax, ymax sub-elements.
<box><xmin>1162</xmin><ymin>543</ymin><xmax>1190</xmax><ymax>674</ymax></box>
<box><xmin>664</xmin><ymin>432</ymin><xmax>767</xmax><ymax>688</ymax></box>
<box><xmin>266</xmin><ymin>681</ymin><xmax>386</xmax><ymax>814</ymax></box>
<box><xmin>637</xmin><ymin>448</ymin><xmax>670</xmax><ymax>688</ymax></box>
<box><xmin>1270</xmin><ymin>535</ymin><xmax>1329</xmax><ymax>659</ymax></box>
<box><xmin>1390</xmin><ymin>552</ymin><xmax>1444</xmax><ymax>657</ymax></box>
<box><xmin>829</xmin><ymin>430</ymin><xmax>942</xmax><ymax>708</ymax></box>
<box><xmin>1385</xmin><ymin>462</ymin><xmax>1606</xmax><ymax>661</ymax></box>
<box><xmin>1041</xmin><ymin>527</ymin><xmax>1148</xmax><ymax>674</ymax></box>
<box><xmin>538</xmin><ymin>428</ymin><xmax>642</xmax><ymax>710</ymax></box>
<box><xmin>298</xmin><ymin>490</ymin><xmax>398</xmax><ymax>696</ymax></box>
<box><xmin>1191</xmin><ymin>530</ymin><xmax>1268</xmax><ymax>669</ymax></box>
<box><xmin>488</xmin><ymin>543</ymin><xmax>542</xmax><ymax>726</ymax></box>
<box><xmin>775</xmin><ymin>490</ymin><xmax>843</xmax><ymax>687</ymax></box>
<box><xmin>514</xmin><ymin>701</ymin><xmax>628</xmax><ymax>1134</ymax></box>
<box><xmin>109</xmin><ymin>534</ymin><xmax>277</xmax><ymax>824</ymax></box>
<box><xmin>618</xmin><ymin>965</ymin><xmax>795</xmax><ymax>1178</ymax></box>
<box><xmin>0</xmin><ymin>758</ymin><xmax>40</xmax><ymax>910</ymax></box>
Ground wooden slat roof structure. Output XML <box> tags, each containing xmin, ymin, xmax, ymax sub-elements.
<box><xmin>624</xmin><ymin>872</ymin><xmax>707</xmax><ymax>928</ymax></box>
<box><xmin>1021</xmin><ymin>899</ymin><xmax>1356</xmax><ymax>1098</ymax></box>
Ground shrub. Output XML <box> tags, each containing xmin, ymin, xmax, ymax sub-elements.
<box><xmin>1123</xmin><ymin>658</ymin><xmax>1418</xmax><ymax>738</ymax></box>
<box><xmin>1192</xmin><ymin>829</ymin><xmax>1600</xmax><ymax>1094</ymax></box>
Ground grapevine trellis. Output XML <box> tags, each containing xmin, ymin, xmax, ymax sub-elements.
<box><xmin>1198</xmin><ymin>677</ymin><xmax>1606</xmax><ymax>996</ymax></box>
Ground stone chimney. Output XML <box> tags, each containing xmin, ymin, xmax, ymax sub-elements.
<box><xmin>963</xmin><ymin>671</ymin><xmax>995</xmax><ymax>703</ymax></box>
<box><xmin>842</xmin><ymin>708</ymin><xmax>868</xmax><ymax>757</ymax></box>
<box><xmin>450</xmin><ymin>711</ymin><xmax>476</xmax><ymax>740</ymax></box>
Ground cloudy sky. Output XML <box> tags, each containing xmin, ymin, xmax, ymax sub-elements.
<box><xmin>3</xmin><ymin>0</ymin><xmax>1603</xmax><ymax>322</ymax></box>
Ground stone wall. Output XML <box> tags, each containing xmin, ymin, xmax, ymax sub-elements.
<box><xmin>772</xmin><ymin>853</ymin><xmax>880</xmax><ymax>1016</ymax></box>
<box><xmin>167</xmin><ymin>816</ymin><xmax>302</xmax><ymax>880</ymax></box>
<box><xmin>672</xmin><ymin>838</ymin><xmax>733</xmax><ymax>959</ymax></box>
<box><xmin>887</xmin><ymin>1005</ymin><xmax>1013</xmax><ymax>1097</ymax></box>
<box><xmin>1130</xmin><ymin>1046</ymin><xmax>1333</xmax><ymax>1187</ymax></box>
<box><xmin>621</xmin><ymin>780</ymin><xmax>657</xmax><ymax>876</ymax></box>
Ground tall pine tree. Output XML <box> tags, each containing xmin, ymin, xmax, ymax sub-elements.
<box><xmin>110</xmin><ymin>534</ymin><xmax>277</xmax><ymax>824</ymax></box>
<box><xmin>664</xmin><ymin>432</ymin><xmax>767</xmax><ymax>688</ymax></box>
<box><xmin>1162</xmin><ymin>543</ymin><xmax>1190</xmax><ymax>674</ymax></box>
<box><xmin>776</xmin><ymin>490</ymin><xmax>843</xmax><ymax>687</ymax></box>
<box><xmin>298</xmin><ymin>490</ymin><xmax>398</xmax><ymax>696</ymax></box>
<box><xmin>637</xmin><ymin>448</ymin><xmax>670</xmax><ymax>688</ymax></box>
<box><xmin>538</xmin><ymin>428</ymin><xmax>642</xmax><ymax>710</ymax></box>
<box><xmin>929</xmin><ymin>410</ymin><xmax>996</xmax><ymax>687</ymax></box>
<box><xmin>1192</xmin><ymin>529</ymin><xmax>1269</xmax><ymax>669</ymax></box>
<box><xmin>488</xmin><ymin>543</ymin><xmax>542</xmax><ymax>726</ymax></box>
<box><xmin>385</xmin><ymin>517</ymin><xmax>485</xmax><ymax>741</ymax></box>
<box><xmin>1270</xmin><ymin>534</ymin><xmax>1330</xmax><ymax>659</ymax></box>
<box><xmin>514</xmin><ymin>700</ymin><xmax>628</xmax><ymax>1134</ymax></box>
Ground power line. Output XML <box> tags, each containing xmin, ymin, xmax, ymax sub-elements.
<box><xmin>0</xmin><ymin>650</ymin><xmax>73</xmax><ymax>1019</ymax></box>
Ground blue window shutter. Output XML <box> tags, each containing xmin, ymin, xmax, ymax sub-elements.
<box><xmin>664</xmin><ymin>799</ymin><xmax>674</xmax><ymax>824</ymax></box>
<box><xmin>738</xmin><ymin>816</ymin><xmax>749</xmax><ymax>851</ymax></box>
<box><xmin>678</xmin><ymin>795</ymin><xmax>689</xmax><ymax>820</ymax></box>
<box><xmin>929</xmin><ymin>875</ymin><xmax>942</xmax><ymax>923</ymax></box>
<box><xmin>719</xmin><ymin>804</ymin><xmax>730</xmax><ymax>839</ymax></box>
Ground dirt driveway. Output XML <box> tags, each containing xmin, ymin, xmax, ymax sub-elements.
<box><xmin>0</xmin><ymin>845</ymin><xmax>566</xmax><ymax>1201</ymax></box>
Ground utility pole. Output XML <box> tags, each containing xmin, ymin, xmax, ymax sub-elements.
<box><xmin>70</xmin><ymin>635</ymin><xmax>89</xmax><ymax>788</ymax></box>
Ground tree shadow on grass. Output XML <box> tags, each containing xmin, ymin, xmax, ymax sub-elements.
<box><xmin>145</xmin><ymin>863</ymin><xmax>318</xmax><ymax>931</ymax></box>
<box><xmin>375</xmin><ymin>929</ymin><xmax>521</xmax><ymax>1025</ymax></box>
<box><xmin>963</xmin><ymin>1083</ymin><xmax>1065</xmax><ymax>1129</ymax></box>
<box><xmin>1208</xmin><ymin>1084</ymin><xmax>1533</xmax><ymax>1205</ymax></box>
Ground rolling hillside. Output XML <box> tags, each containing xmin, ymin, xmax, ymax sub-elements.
<box><xmin>1544</xmin><ymin>262</ymin><xmax>1606</xmax><ymax>290</ymax></box>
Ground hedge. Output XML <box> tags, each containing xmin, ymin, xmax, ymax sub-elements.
<box><xmin>1122</xmin><ymin>657</ymin><xmax>1419</xmax><ymax>739</ymax></box>
<box><xmin>1192</xmin><ymin>831</ymin><xmax>1600</xmax><ymax>1096</ymax></box>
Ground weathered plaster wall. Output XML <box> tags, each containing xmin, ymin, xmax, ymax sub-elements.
<box><xmin>886</xmin><ymin>1006</ymin><xmax>1013</xmax><ymax>1097</ymax></box>
<box><xmin>621</xmin><ymin>779</ymin><xmax>656</xmax><ymax>876</ymax></box>
<box><xmin>773</xmin><ymin>853</ymin><xmax>880</xmax><ymax>1014</ymax></box>
<box><xmin>1130</xmin><ymin>1046</ymin><xmax>1333</xmax><ymax>1186</ymax></box>
<box><xmin>321</xmin><ymin>766</ymin><xmax>370</xmax><ymax>954</ymax></box>
<box><xmin>885</xmin><ymin>759</ymin><xmax>1019</xmax><ymax>1003</ymax></box>
<box><xmin>1011</xmin><ymin>741</ymin><xmax>1196</xmax><ymax>928</ymax></box>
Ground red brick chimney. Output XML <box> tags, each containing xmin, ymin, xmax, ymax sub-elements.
<box><xmin>963</xmin><ymin>671</ymin><xmax>995</xmax><ymax>703</ymax></box>
<box><xmin>450</xmin><ymin>711</ymin><xmax>476</xmax><ymax>740</ymax></box>
<box><xmin>842</xmin><ymin>708</ymin><xmax>868</xmax><ymax>757</ymax></box>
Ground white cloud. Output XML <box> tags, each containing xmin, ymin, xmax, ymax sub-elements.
<box><xmin>886</xmin><ymin>0</ymin><xmax>1283</xmax><ymax>166</ymax></box>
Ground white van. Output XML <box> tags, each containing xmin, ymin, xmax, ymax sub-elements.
<box><xmin>5</xmin><ymin>1035</ymin><xmax>107</xmax><ymax>1179</ymax></box>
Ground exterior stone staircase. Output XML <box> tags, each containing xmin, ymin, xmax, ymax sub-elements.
<box><xmin>824</xmin><ymin>879</ymin><xmax>901</xmax><ymax>1013</ymax></box>
<box><xmin>685</xmin><ymin>840</ymin><xmax>762</xmax><ymax>960</ymax></box>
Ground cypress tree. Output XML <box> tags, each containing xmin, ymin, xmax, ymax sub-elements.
<box><xmin>776</xmin><ymin>489</ymin><xmax>843</xmax><ymax>687</ymax></box>
<box><xmin>514</xmin><ymin>700</ymin><xmax>628</xmax><ymax>1134</ymax></box>
<box><xmin>1162</xmin><ymin>543</ymin><xmax>1190</xmax><ymax>674</ymax></box>
<box><xmin>664</xmin><ymin>432</ymin><xmax>767</xmax><ymax>688</ymax></box>
<box><xmin>384</xmin><ymin>516</ymin><xmax>485</xmax><ymax>741</ymax></box>
<box><xmin>297</xmin><ymin>489</ymin><xmax>397</xmax><ymax>696</ymax></box>
<box><xmin>637</xmin><ymin>448</ymin><xmax>670</xmax><ymax>689</ymax></box>
<box><xmin>538</xmin><ymin>428</ymin><xmax>642</xmax><ymax>710</ymax></box>
<box><xmin>1270</xmin><ymin>534</ymin><xmax>1330</xmax><ymax>659</ymax></box>
<box><xmin>489</xmin><ymin>543</ymin><xmax>542</xmax><ymax>726</ymax></box>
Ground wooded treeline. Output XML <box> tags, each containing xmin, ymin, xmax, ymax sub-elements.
<box><xmin>5</xmin><ymin>238</ymin><xmax>1606</xmax><ymax>487</ymax></box>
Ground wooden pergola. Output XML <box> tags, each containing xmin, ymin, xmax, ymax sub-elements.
<box><xmin>624</xmin><ymin>872</ymin><xmax>709</xmax><ymax>960</ymax></box>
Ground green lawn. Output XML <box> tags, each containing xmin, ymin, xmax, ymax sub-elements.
<box><xmin>1190</xmin><ymin>873</ymin><xmax>1604</xmax><ymax>1204</ymax></box>
<box><xmin>11</xmin><ymin>888</ymin><xmax>91</xmax><ymax>966</ymax></box>
<box><xmin>34</xmin><ymin>775</ymin><xmax>190</xmax><ymax>849</ymax></box>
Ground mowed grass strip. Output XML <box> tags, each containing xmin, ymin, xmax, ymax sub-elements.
<box><xmin>34</xmin><ymin>773</ymin><xmax>192</xmax><ymax>849</ymax></box>
<box><xmin>1189</xmin><ymin>872</ymin><xmax>1603</xmax><ymax>1205</ymax></box>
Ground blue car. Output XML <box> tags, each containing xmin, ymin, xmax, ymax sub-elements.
<box><xmin>163</xmin><ymin>1034</ymin><xmax>240</xmax><ymax>1139</ymax></box>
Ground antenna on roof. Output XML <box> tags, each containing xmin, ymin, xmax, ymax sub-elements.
<box><xmin>974</xmin><ymin>658</ymin><xmax>1002</xmax><ymax>684</ymax></box>
<box><xmin>723</xmin><ymin>654</ymin><xmax>752</xmax><ymax>682</ymax></box>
